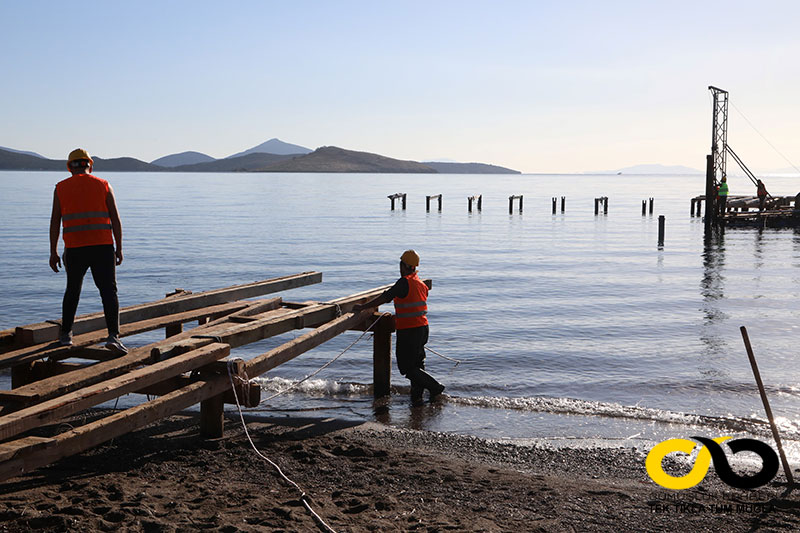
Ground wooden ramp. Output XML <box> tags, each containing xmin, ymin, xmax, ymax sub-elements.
<box><xmin>0</xmin><ymin>272</ymin><xmax>415</xmax><ymax>482</ymax></box>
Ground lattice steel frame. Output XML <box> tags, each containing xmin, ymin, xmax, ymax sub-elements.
<box><xmin>709</xmin><ymin>85</ymin><xmax>729</xmax><ymax>183</ymax></box>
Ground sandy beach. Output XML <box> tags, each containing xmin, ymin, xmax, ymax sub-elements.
<box><xmin>0</xmin><ymin>409</ymin><xmax>799</xmax><ymax>532</ymax></box>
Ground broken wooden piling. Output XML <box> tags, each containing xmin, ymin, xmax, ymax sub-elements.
<box><xmin>468</xmin><ymin>195</ymin><xmax>482</xmax><ymax>213</ymax></box>
<box><xmin>426</xmin><ymin>194</ymin><xmax>442</xmax><ymax>212</ymax></box>
<box><xmin>594</xmin><ymin>197</ymin><xmax>608</xmax><ymax>215</ymax></box>
<box><xmin>388</xmin><ymin>193</ymin><xmax>407</xmax><ymax>210</ymax></box>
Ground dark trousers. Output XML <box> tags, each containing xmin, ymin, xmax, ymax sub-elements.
<box><xmin>62</xmin><ymin>245</ymin><xmax>120</xmax><ymax>336</ymax></box>
<box><xmin>717</xmin><ymin>196</ymin><xmax>727</xmax><ymax>216</ymax></box>
<box><xmin>396</xmin><ymin>325</ymin><xmax>441</xmax><ymax>397</ymax></box>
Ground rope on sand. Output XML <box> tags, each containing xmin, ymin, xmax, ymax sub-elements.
<box><xmin>227</xmin><ymin>361</ymin><xmax>338</xmax><ymax>533</ymax></box>
<box><xmin>222</xmin><ymin>312</ymin><xmax>388</xmax><ymax>532</ymax></box>
<box><xmin>223</xmin><ymin>312</ymin><xmax>455</xmax><ymax>529</ymax></box>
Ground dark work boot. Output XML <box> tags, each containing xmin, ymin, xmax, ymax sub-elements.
<box><xmin>408</xmin><ymin>368</ymin><xmax>444</xmax><ymax>400</ymax></box>
<box><xmin>429</xmin><ymin>383</ymin><xmax>445</xmax><ymax>401</ymax></box>
<box><xmin>410</xmin><ymin>385</ymin><xmax>425</xmax><ymax>407</ymax></box>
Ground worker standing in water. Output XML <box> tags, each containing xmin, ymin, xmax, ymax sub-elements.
<box><xmin>717</xmin><ymin>176</ymin><xmax>729</xmax><ymax>217</ymax></box>
<box><xmin>757</xmin><ymin>179</ymin><xmax>769</xmax><ymax>211</ymax></box>
<box><xmin>354</xmin><ymin>250</ymin><xmax>445</xmax><ymax>406</ymax></box>
<box><xmin>49</xmin><ymin>148</ymin><xmax>127</xmax><ymax>354</ymax></box>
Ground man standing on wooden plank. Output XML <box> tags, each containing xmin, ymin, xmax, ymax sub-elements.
<box><xmin>355</xmin><ymin>250</ymin><xmax>445</xmax><ymax>406</ymax></box>
<box><xmin>49</xmin><ymin>148</ymin><xmax>127</xmax><ymax>354</ymax></box>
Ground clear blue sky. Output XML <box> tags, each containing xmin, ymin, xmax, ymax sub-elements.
<box><xmin>2</xmin><ymin>1</ymin><xmax>799</xmax><ymax>173</ymax></box>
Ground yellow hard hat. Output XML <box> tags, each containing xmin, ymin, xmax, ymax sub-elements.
<box><xmin>68</xmin><ymin>148</ymin><xmax>92</xmax><ymax>163</ymax></box>
<box><xmin>400</xmin><ymin>249</ymin><xmax>420</xmax><ymax>267</ymax></box>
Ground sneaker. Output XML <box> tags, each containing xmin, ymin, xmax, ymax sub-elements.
<box><xmin>105</xmin><ymin>335</ymin><xmax>128</xmax><ymax>355</ymax></box>
<box><xmin>58</xmin><ymin>331</ymin><xmax>73</xmax><ymax>347</ymax></box>
<box><xmin>429</xmin><ymin>384</ymin><xmax>446</xmax><ymax>401</ymax></box>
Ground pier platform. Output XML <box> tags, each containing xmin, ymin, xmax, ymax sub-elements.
<box><xmin>0</xmin><ymin>272</ymin><xmax>418</xmax><ymax>481</ymax></box>
<box><xmin>691</xmin><ymin>194</ymin><xmax>800</xmax><ymax>228</ymax></box>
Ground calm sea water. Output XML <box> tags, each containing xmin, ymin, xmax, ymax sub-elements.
<box><xmin>3</xmin><ymin>170</ymin><xmax>800</xmax><ymax>453</ymax></box>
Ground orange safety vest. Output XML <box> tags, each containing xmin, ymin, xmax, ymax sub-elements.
<box><xmin>393</xmin><ymin>272</ymin><xmax>428</xmax><ymax>330</ymax></box>
<box><xmin>55</xmin><ymin>174</ymin><xmax>114</xmax><ymax>248</ymax></box>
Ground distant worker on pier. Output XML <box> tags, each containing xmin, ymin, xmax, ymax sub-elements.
<box><xmin>757</xmin><ymin>179</ymin><xmax>769</xmax><ymax>211</ymax></box>
<box><xmin>717</xmin><ymin>176</ymin><xmax>729</xmax><ymax>217</ymax></box>
<box><xmin>354</xmin><ymin>250</ymin><xmax>445</xmax><ymax>406</ymax></box>
<box><xmin>49</xmin><ymin>148</ymin><xmax>127</xmax><ymax>354</ymax></box>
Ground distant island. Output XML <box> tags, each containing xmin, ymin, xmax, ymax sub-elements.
<box><xmin>0</xmin><ymin>138</ymin><xmax>521</xmax><ymax>174</ymax></box>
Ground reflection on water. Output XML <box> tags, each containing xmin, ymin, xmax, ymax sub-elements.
<box><xmin>699</xmin><ymin>228</ymin><xmax>728</xmax><ymax>366</ymax></box>
<box><xmin>372</xmin><ymin>394</ymin><xmax>445</xmax><ymax>430</ymax></box>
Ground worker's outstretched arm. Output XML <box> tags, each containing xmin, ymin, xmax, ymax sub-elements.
<box><xmin>353</xmin><ymin>292</ymin><xmax>392</xmax><ymax>313</ymax></box>
<box><xmin>49</xmin><ymin>190</ymin><xmax>62</xmax><ymax>272</ymax></box>
<box><xmin>106</xmin><ymin>186</ymin><xmax>124</xmax><ymax>266</ymax></box>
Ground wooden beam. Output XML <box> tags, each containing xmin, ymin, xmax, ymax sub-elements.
<box><xmin>2</xmin><ymin>300</ymin><xmax>321</xmax><ymax>409</ymax></box>
<box><xmin>0</xmin><ymin>300</ymin><xmax>253</xmax><ymax>370</ymax></box>
<box><xmin>65</xmin><ymin>347</ymin><xmax>129</xmax><ymax>362</ymax></box>
<box><xmin>372</xmin><ymin>314</ymin><xmax>392</xmax><ymax>398</ymax></box>
<box><xmin>0</xmin><ymin>343</ymin><xmax>230</xmax><ymax>441</ymax></box>
<box><xmin>0</xmin><ymin>436</ymin><xmax>52</xmax><ymax>464</ymax></box>
<box><xmin>150</xmin><ymin>303</ymin><xmax>338</xmax><ymax>361</ymax></box>
<box><xmin>246</xmin><ymin>310</ymin><xmax>368</xmax><ymax>377</ymax></box>
<box><xmin>135</xmin><ymin>375</ymin><xmax>261</xmax><ymax>407</ymax></box>
<box><xmin>200</xmin><ymin>394</ymin><xmax>225</xmax><ymax>438</ymax></box>
<box><xmin>0</xmin><ymin>311</ymin><xmax>375</xmax><ymax>481</ymax></box>
<box><xmin>0</xmin><ymin>329</ymin><xmax>16</xmax><ymax>354</ymax></box>
<box><xmin>0</xmin><ymin>379</ymin><xmax>228</xmax><ymax>482</ymax></box>
<box><xmin>15</xmin><ymin>272</ymin><xmax>321</xmax><ymax>345</ymax></box>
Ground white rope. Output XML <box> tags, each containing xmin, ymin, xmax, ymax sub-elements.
<box><xmin>731</xmin><ymin>101</ymin><xmax>800</xmax><ymax>175</ymax></box>
<box><xmin>425</xmin><ymin>345</ymin><xmax>462</xmax><ymax>366</ymax></box>
<box><xmin>226</xmin><ymin>360</ymin><xmax>337</xmax><ymax>533</ymax></box>
<box><xmin>261</xmin><ymin>312</ymin><xmax>389</xmax><ymax>403</ymax></box>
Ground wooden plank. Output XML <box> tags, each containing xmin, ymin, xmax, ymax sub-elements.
<box><xmin>16</xmin><ymin>272</ymin><xmax>321</xmax><ymax>345</ymax></box>
<box><xmin>150</xmin><ymin>303</ymin><xmax>337</xmax><ymax>361</ymax></box>
<box><xmin>373</xmin><ymin>315</ymin><xmax>392</xmax><ymax>398</ymax></box>
<box><xmin>0</xmin><ymin>343</ymin><xmax>230</xmax><ymax>441</ymax></box>
<box><xmin>0</xmin><ymin>305</ymin><xmax>383</xmax><ymax>480</ymax></box>
<box><xmin>200</xmin><ymin>394</ymin><xmax>225</xmax><ymax>438</ymax></box>
<box><xmin>246</xmin><ymin>310</ymin><xmax>367</xmax><ymax>377</ymax></box>
<box><xmin>66</xmin><ymin>347</ymin><xmax>128</xmax><ymax>362</ymax></box>
<box><xmin>0</xmin><ymin>300</ymin><xmax>252</xmax><ymax>370</ymax></box>
<box><xmin>328</xmin><ymin>279</ymin><xmax>431</xmax><ymax>308</ymax></box>
<box><xmin>0</xmin><ymin>436</ymin><xmax>52</xmax><ymax>463</ymax></box>
<box><xmin>0</xmin><ymin>389</ymin><xmax>37</xmax><ymax>403</ymax></box>
<box><xmin>2</xmin><ymin>300</ymin><xmax>318</xmax><ymax>408</ymax></box>
<box><xmin>326</xmin><ymin>279</ymin><xmax>430</xmax><ymax>331</ymax></box>
<box><xmin>135</xmin><ymin>375</ymin><xmax>261</xmax><ymax>407</ymax></box>
<box><xmin>0</xmin><ymin>381</ymin><xmax>222</xmax><ymax>482</ymax></box>
<box><xmin>0</xmin><ymin>329</ymin><xmax>16</xmax><ymax>354</ymax></box>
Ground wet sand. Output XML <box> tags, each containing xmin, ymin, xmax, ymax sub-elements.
<box><xmin>1</xmin><ymin>411</ymin><xmax>799</xmax><ymax>532</ymax></box>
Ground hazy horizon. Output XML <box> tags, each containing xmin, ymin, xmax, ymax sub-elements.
<box><xmin>3</xmin><ymin>1</ymin><xmax>800</xmax><ymax>174</ymax></box>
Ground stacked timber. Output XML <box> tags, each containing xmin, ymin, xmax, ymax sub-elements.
<box><xmin>0</xmin><ymin>273</ymin><xmax>424</xmax><ymax>482</ymax></box>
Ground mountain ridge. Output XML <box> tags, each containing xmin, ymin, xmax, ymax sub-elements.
<box><xmin>225</xmin><ymin>138</ymin><xmax>312</xmax><ymax>159</ymax></box>
<box><xmin>151</xmin><ymin>151</ymin><xmax>215</xmax><ymax>167</ymax></box>
<box><xmin>0</xmin><ymin>140</ymin><xmax>519</xmax><ymax>174</ymax></box>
